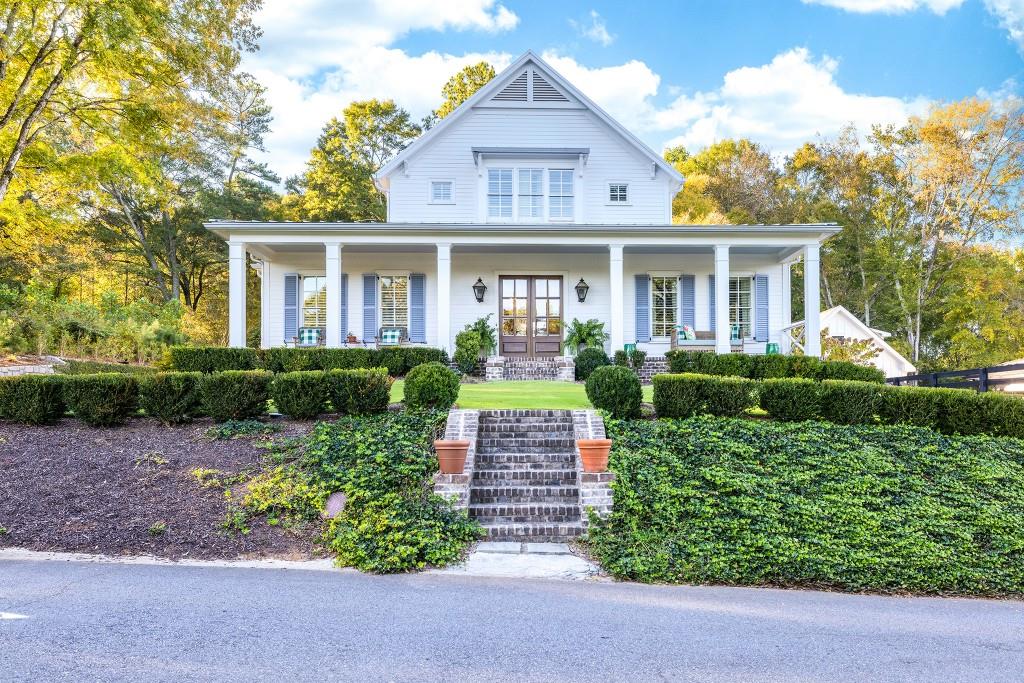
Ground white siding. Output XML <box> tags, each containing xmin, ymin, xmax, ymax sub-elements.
<box><xmin>387</xmin><ymin>108</ymin><xmax>675</xmax><ymax>224</ymax></box>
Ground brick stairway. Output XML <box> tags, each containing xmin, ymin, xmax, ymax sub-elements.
<box><xmin>469</xmin><ymin>410</ymin><xmax>583</xmax><ymax>542</ymax></box>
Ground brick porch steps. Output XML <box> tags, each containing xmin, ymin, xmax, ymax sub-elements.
<box><xmin>470</xmin><ymin>410</ymin><xmax>582</xmax><ymax>541</ymax></box>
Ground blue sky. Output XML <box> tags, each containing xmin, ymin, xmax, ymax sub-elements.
<box><xmin>244</xmin><ymin>0</ymin><xmax>1023</xmax><ymax>179</ymax></box>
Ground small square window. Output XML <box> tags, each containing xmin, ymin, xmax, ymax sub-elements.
<box><xmin>609</xmin><ymin>183</ymin><xmax>628</xmax><ymax>203</ymax></box>
<box><xmin>430</xmin><ymin>180</ymin><xmax>453</xmax><ymax>203</ymax></box>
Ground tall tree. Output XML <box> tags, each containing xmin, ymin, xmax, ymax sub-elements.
<box><xmin>297</xmin><ymin>99</ymin><xmax>420</xmax><ymax>222</ymax></box>
<box><xmin>431</xmin><ymin>61</ymin><xmax>495</xmax><ymax>122</ymax></box>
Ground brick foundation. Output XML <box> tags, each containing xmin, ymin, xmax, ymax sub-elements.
<box><xmin>635</xmin><ymin>355</ymin><xmax>669</xmax><ymax>383</ymax></box>
<box><xmin>484</xmin><ymin>356</ymin><xmax>575</xmax><ymax>382</ymax></box>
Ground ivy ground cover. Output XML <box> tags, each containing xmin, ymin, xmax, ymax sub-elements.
<box><xmin>587</xmin><ymin>416</ymin><xmax>1024</xmax><ymax>595</ymax></box>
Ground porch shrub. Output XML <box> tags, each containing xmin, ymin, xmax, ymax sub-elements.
<box><xmin>758</xmin><ymin>378</ymin><xmax>821</xmax><ymax>421</ymax></box>
<box><xmin>326</xmin><ymin>368</ymin><xmax>392</xmax><ymax>414</ymax></box>
<box><xmin>58</xmin><ymin>359</ymin><xmax>156</xmax><ymax>375</ymax></box>
<box><xmin>747</xmin><ymin>354</ymin><xmax>790</xmax><ymax>379</ymax></box>
<box><xmin>62</xmin><ymin>373</ymin><xmax>139</xmax><ymax>427</ymax></box>
<box><xmin>586</xmin><ymin>365</ymin><xmax>642</xmax><ymax>419</ymax></box>
<box><xmin>168</xmin><ymin>346</ymin><xmax>259</xmax><ymax>373</ymax></box>
<box><xmin>318</xmin><ymin>347</ymin><xmax>374</xmax><ymax>370</ymax></box>
<box><xmin>399</xmin><ymin>347</ymin><xmax>449</xmax><ymax>371</ymax></box>
<box><xmin>588</xmin><ymin>416</ymin><xmax>1024</xmax><ymax>594</ymax></box>
<box><xmin>137</xmin><ymin>371</ymin><xmax>202</xmax><ymax>425</ymax></box>
<box><xmin>785</xmin><ymin>355</ymin><xmax>824</xmax><ymax>379</ymax></box>
<box><xmin>199</xmin><ymin>370</ymin><xmax>271</xmax><ymax>422</ymax></box>
<box><xmin>575</xmin><ymin>347</ymin><xmax>610</xmax><ymax>381</ymax></box>
<box><xmin>372</xmin><ymin>347</ymin><xmax>407</xmax><ymax>376</ymax></box>
<box><xmin>818</xmin><ymin>379</ymin><xmax>882</xmax><ymax>425</ymax></box>
<box><xmin>403</xmin><ymin>362</ymin><xmax>460</xmax><ymax>411</ymax></box>
<box><xmin>0</xmin><ymin>374</ymin><xmax>65</xmax><ymax>424</ymax></box>
<box><xmin>270</xmin><ymin>371</ymin><xmax>329</xmax><ymax>420</ymax></box>
<box><xmin>261</xmin><ymin>347</ymin><xmax>317</xmax><ymax>373</ymax></box>
<box><xmin>453</xmin><ymin>329</ymin><xmax>482</xmax><ymax>375</ymax></box>
<box><xmin>820</xmin><ymin>360</ymin><xmax>885</xmax><ymax>383</ymax></box>
<box><xmin>652</xmin><ymin>373</ymin><xmax>756</xmax><ymax>418</ymax></box>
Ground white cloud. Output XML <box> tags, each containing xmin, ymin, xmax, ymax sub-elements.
<box><xmin>569</xmin><ymin>10</ymin><xmax>615</xmax><ymax>46</ymax></box>
<box><xmin>539</xmin><ymin>52</ymin><xmax>661</xmax><ymax>131</ymax></box>
<box><xmin>984</xmin><ymin>0</ymin><xmax>1024</xmax><ymax>50</ymax></box>
<box><xmin>654</xmin><ymin>48</ymin><xmax>928</xmax><ymax>154</ymax></box>
<box><xmin>802</xmin><ymin>0</ymin><xmax>964</xmax><ymax>13</ymax></box>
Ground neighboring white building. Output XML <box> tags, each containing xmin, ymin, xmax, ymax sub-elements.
<box><xmin>206</xmin><ymin>51</ymin><xmax>837</xmax><ymax>361</ymax></box>
<box><xmin>782</xmin><ymin>306</ymin><xmax>917</xmax><ymax>378</ymax></box>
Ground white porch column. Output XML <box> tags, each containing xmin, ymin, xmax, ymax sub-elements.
<box><xmin>228</xmin><ymin>241</ymin><xmax>247</xmax><ymax>348</ymax></box>
<box><xmin>780</xmin><ymin>260</ymin><xmax>792</xmax><ymax>327</ymax></box>
<box><xmin>803</xmin><ymin>244</ymin><xmax>822</xmax><ymax>358</ymax></box>
<box><xmin>608</xmin><ymin>244</ymin><xmax>624</xmax><ymax>352</ymax></box>
<box><xmin>714</xmin><ymin>245</ymin><xmax>731</xmax><ymax>354</ymax></box>
<box><xmin>437</xmin><ymin>243</ymin><xmax>452</xmax><ymax>353</ymax></box>
<box><xmin>324</xmin><ymin>242</ymin><xmax>343</xmax><ymax>347</ymax></box>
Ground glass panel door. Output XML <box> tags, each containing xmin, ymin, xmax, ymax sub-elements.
<box><xmin>498</xmin><ymin>276</ymin><xmax>563</xmax><ymax>356</ymax></box>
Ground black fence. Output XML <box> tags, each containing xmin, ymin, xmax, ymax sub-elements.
<box><xmin>887</xmin><ymin>363</ymin><xmax>1024</xmax><ymax>392</ymax></box>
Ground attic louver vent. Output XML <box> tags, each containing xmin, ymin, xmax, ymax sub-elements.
<box><xmin>493</xmin><ymin>72</ymin><xmax>528</xmax><ymax>101</ymax></box>
<box><xmin>532</xmin><ymin>73</ymin><xmax>568</xmax><ymax>102</ymax></box>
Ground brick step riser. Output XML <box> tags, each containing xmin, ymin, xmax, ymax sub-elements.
<box><xmin>473</xmin><ymin>470</ymin><xmax>577</xmax><ymax>483</ymax></box>
<box><xmin>475</xmin><ymin>452</ymin><xmax>576</xmax><ymax>463</ymax></box>
<box><xmin>469</xmin><ymin>504</ymin><xmax>579</xmax><ymax>516</ymax></box>
<box><xmin>477</xmin><ymin>446</ymin><xmax>576</xmax><ymax>455</ymax></box>
<box><xmin>478</xmin><ymin>438</ymin><xmax>575</xmax><ymax>447</ymax></box>
<box><xmin>478</xmin><ymin>410</ymin><xmax>573</xmax><ymax>417</ymax></box>
<box><xmin>482</xmin><ymin>525</ymin><xmax>584</xmax><ymax>541</ymax></box>
<box><xmin>477</xmin><ymin>427</ymin><xmax>574</xmax><ymax>436</ymax></box>
<box><xmin>473</xmin><ymin>461</ymin><xmax>575</xmax><ymax>471</ymax></box>
<box><xmin>472</xmin><ymin>514</ymin><xmax>579</xmax><ymax>524</ymax></box>
<box><xmin>471</xmin><ymin>493</ymin><xmax>580</xmax><ymax>505</ymax></box>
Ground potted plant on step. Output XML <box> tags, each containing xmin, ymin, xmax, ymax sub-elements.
<box><xmin>577</xmin><ymin>438</ymin><xmax>612</xmax><ymax>472</ymax></box>
<box><xmin>346</xmin><ymin>331</ymin><xmax>358</xmax><ymax>344</ymax></box>
<box><xmin>434</xmin><ymin>439</ymin><xmax>470</xmax><ymax>474</ymax></box>
<box><xmin>565</xmin><ymin>318</ymin><xmax>610</xmax><ymax>356</ymax></box>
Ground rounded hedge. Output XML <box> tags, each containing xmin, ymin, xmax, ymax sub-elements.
<box><xmin>453</xmin><ymin>329</ymin><xmax>482</xmax><ymax>375</ymax></box>
<box><xmin>270</xmin><ymin>371</ymin><xmax>329</xmax><ymax>420</ymax></box>
<box><xmin>575</xmin><ymin>348</ymin><xmax>610</xmax><ymax>381</ymax></box>
<box><xmin>199</xmin><ymin>370</ymin><xmax>272</xmax><ymax>422</ymax></box>
<box><xmin>62</xmin><ymin>373</ymin><xmax>139</xmax><ymax>427</ymax></box>
<box><xmin>403</xmin><ymin>362</ymin><xmax>460</xmax><ymax>411</ymax></box>
<box><xmin>138</xmin><ymin>371</ymin><xmax>202</xmax><ymax>425</ymax></box>
<box><xmin>586</xmin><ymin>365</ymin><xmax>642</xmax><ymax>419</ymax></box>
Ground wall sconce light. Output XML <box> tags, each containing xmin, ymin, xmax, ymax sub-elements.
<box><xmin>575</xmin><ymin>278</ymin><xmax>590</xmax><ymax>303</ymax></box>
<box><xmin>472</xmin><ymin>277</ymin><xmax>487</xmax><ymax>303</ymax></box>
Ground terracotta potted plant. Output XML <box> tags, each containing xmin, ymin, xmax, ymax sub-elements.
<box><xmin>346</xmin><ymin>332</ymin><xmax>358</xmax><ymax>344</ymax></box>
<box><xmin>434</xmin><ymin>439</ymin><xmax>470</xmax><ymax>474</ymax></box>
<box><xmin>577</xmin><ymin>438</ymin><xmax>612</xmax><ymax>473</ymax></box>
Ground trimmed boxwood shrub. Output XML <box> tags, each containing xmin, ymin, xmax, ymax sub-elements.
<box><xmin>138</xmin><ymin>371</ymin><xmax>202</xmax><ymax>425</ymax></box>
<box><xmin>453</xmin><ymin>329</ymin><xmax>482</xmax><ymax>375</ymax></box>
<box><xmin>589</xmin><ymin>416</ymin><xmax>1024</xmax><ymax>594</ymax></box>
<box><xmin>261</xmin><ymin>348</ymin><xmax>317</xmax><ymax>373</ymax></box>
<box><xmin>199</xmin><ymin>370</ymin><xmax>272</xmax><ymax>422</ymax></box>
<box><xmin>62</xmin><ymin>373</ymin><xmax>139</xmax><ymax>426</ymax></box>
<box><xmin>373</xmin><ymin>347</ymin><xmax>407</xmax><ymax>377</ymax></box>
<box><xmin>785</xmin><ymin>355</ymin><xmax>824</xmax><ymax>379</ymax></box>
<box><xmin>168</xmin><ymin>346</ymin><xmax>259</xmax><ymax>373</ymax></box>
<box><xmin>652</xmin><ymin>373</ymin><xmax>756</xmax><ymax>418</ymax></box>
<box><xmin>0</xmin><ymin>374</ymin><xmax>65</xmax><ymax>424</ymax></box>
<box><xmin>575</xmin><ymin>348</ymin><xmax>610</xmax><ymax>381</ymax></box>
<box><xmin>58</xmin><ymin>359</ymin><xmax>156</xmax><ymax>375</ymax></box>
<box><xmin>270</xmin><ymin>371</ymin><xmax>329</xmax><ymax>420</ymax></box>
<box><xmin>877</xmin><ymin>385</ymin><xmax>941</xmax><ymax>431</ymax></box>
<box><xmin>403</xmin><ymin>362</ymin><xmax>460</xmax><ymax>411</ymax></box>
<box><xmin>747</xmin><ymin>354</ymin><xmax>790</xmax><ymax>380</ymax></box>
<box><xmin>818</xmin><ymin>379</ymin><xmax>883</xmax><ymax>425</ymax></box>
<box><xmin>758</xmin><ymin>378</ymin><xmax>822</xmax><ymax>422</ymax></box>
<box><xmin>980</xmin><ymin>392</ymin><xmax>1024</xmax><ymax>439</ymax></box>
<box><xmin>326</xmin><ymin>368</ymin><xmax>392</xmax><ymax>415</ymax></box>
<box><xmin>819</xmin><ymin>360</ymin><xmax>886</xmax><ymax>383</ymax></box>
<box><xmin>400</xmin><ymin>347</ymin><xmax>449</xmax><ymax>371</ymax></box>
<box><xmin>586</xmin><ymin>365</ymin><xmax>642</xmax><ymax>419</ymax></box>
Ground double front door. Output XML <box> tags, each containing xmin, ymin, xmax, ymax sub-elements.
<box><xmin>499</xmin><ymin>275</ymin><xmax>563</xmax><ymax>356</ymax></box>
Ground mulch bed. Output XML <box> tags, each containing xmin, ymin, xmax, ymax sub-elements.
<box><xmin>0</xmin><ymin>417</ymin><xmax>322</xmax><ymax>560</ymax></box>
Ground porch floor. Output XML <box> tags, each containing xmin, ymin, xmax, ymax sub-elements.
<box><xmin>390</xmin><ymin>380</ymin><xmax>655</xmax><ymax>409</ymax></box>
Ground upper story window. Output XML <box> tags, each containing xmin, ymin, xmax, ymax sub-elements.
<box><xmin>430</xmin><ymin>180</ymin><xmax>453</xmax><ymax>204</ymax></box>
<box><xmin>517</xmin><ymin>169</ymin><xmax>543</xmax><ymax>220</ymax></box>
<box><xmin>302</xmin><ymin>276</ymin><xmax>326</xmax><ymax>327</ymax></box>
<box><xmin>548</xmin><ymin>169</ymin><xmax>574</xmax><ymax>220</ymax></box>
<box><xmin>608</xmin><ymin>183</ymin><xmax>628</xmax><ymax>204</ymax></box>
<box><xmin>487</xmin><ymin>169</ymin><xmax>513</xmax><ymax>219</ymax></box>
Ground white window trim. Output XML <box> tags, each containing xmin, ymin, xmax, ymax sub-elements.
<box><xmin>300</xmin><ymin>273</ymin><xmax>328</xmax><ymax>328</ymax></box>
<box><xmin>378</xmin><ymin>272</ymin><xmax>412</xmax><ymax>330</ymax></box>
<box><xmin>728</xmin><ymin>274</ymin><xmax>756</xmax><ymax>341</ymax></box>
<box><xmin>648</xmin><ymin>273</ymin><xmax>680</xmax><ymax>342</ymax></box>
<box><xmin>481</xmin><ymin>163</ymin><xmax>578</xmax><ymax>224</ymax></box>
<box><xmin>606</xmin><ymin>181</ymin><xmax>630</xmax><ymax>206</ymax></box>
<box><xmin>428</xmin><ymin>179</ymin><xmax>455</xmax><ymax>205</ymax></box>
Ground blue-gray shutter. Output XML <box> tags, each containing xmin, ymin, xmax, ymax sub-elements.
<box><xmin>708</xmin><ymin>274</ymin><xmax>716</xmax><ymax>330</ymax></box>
<box><xmin>679</xmin><ymin>275</ymin><xmax>695</xmax><ymax>329</ymax></box>
<box><xmin>634</xmin><ymin>274</ymin><xmax>650</xmax><ymax>343</ymax></box>
<box><xmin>362</xmin><ymin>274</ymin><xmax>377</xmax><ymax>341</ymax></box>
<box><xmin>339</xmin><ymin>274</ymin><xmax>349</xmax><ymax>338</ymax></box>
<box><xmin>283</xmin><ymin>273</ymin><xmax>299</xmax><ymax>342</ymax></box>
<box><xmin>409</xmin><ymin>273</ymin><xmax>426</xmax><ymax>343</ymax></box>
<box><xmin>754</xmin><ymin>274</ymin><xmax>769</xmax><ymax>342</ymax></box>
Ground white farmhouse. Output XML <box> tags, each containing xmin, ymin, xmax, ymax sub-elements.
<box><xmin>206</xmin><ymin>51</ymin><xmax>837</xmax><ymax>375</ymax></box>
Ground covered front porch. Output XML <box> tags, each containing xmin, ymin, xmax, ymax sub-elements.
<box><xmin>210</xmin><ymin>223</ymin><xmax>836</xmax><ymax>361</ymax></box>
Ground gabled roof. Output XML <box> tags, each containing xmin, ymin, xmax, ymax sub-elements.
<box><xmin>374</xmin><ymin>50</ymin><xmax>684</xmax><ymax>188</ymax></box>
<box><xmin>812</xmin><ymin>305</ymin><xmax>916</xmax><ymax>373</ymax></box>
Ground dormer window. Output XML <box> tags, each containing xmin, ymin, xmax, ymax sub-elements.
<box><xmin>608</xmin><ymin>183</ymin><xmax>629</xmax><ymax>204</ymax></box>
<box><xmin>487</xmin><ymin>169</ymin><xmax>513</xmax><ymax>218</ymax></box>
<box><xmin>430</xmin><ymin>180</ymin><xmax>454</xmax><ymax>204</ymax></box>
<box><xmin>517</xmin><ymin>169</ymin><xmax>543</xmax><ymax>219</ymax></box>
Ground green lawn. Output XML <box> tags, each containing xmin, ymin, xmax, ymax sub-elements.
<box><xmin>390</xmin><ymin>380</ymin><xmax>654</xmax><ymax>409</ymax></box>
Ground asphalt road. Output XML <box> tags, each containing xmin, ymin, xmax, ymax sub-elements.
<box><xmin>2</xmin><ymin>559</ymin><xmax>1023</xmax><ymax>682</ymax></box>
